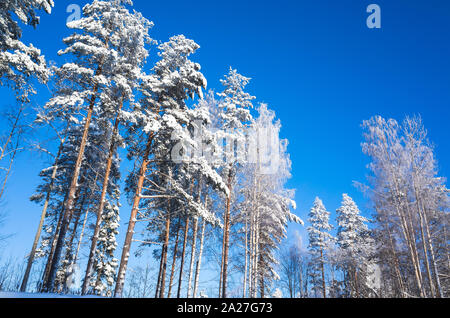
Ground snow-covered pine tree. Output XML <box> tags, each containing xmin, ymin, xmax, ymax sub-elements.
<box><xmin>114</xmin><ymin>34</ymin><xmax>207</xmax><ymax>297</ymax></box>
<box><xmin>40</xmin><ymin>0</ymin><xmax>149</xmax><ymax>292</ymax></box>
<box><xmin>90</xmin><ymin>200</ymin><xmax>120</xmax><ymax>297</ymax></box>
<box><xmin>336</xmin><ymin>193</ymin><xmax>373</xmax><ymax>298</ymax></box>
<box><xmin>80</xmin><ymin>2</ymin><xmax>153</xmax><ymax>295</ymax></box>
<box><xmin>216</xmin><ymin>68</ymin><xmax>255</xmax><ymax>298</ymax></box>
<box><xmin>0</xmin><ymin>0</ymin><xmax>53</xmax><ymax>100</ymax></box>
<box><xmin>30</xmin><ymin>116</ymin><xmax>121</xmax><ymax>293</ymax></box>
<box><xmin>307</xmin><ymin>197</ymin><xmax>333</xmax><ymax>298</ymax></box>
<box><xmin>181</xmin><ymin>94</ymin><xmax>230</xmax><ymax>298</ymax></box>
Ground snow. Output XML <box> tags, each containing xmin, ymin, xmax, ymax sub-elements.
<box><xmin>0</xmin><ymin>292</ymin><xmax>102</xmax><ymax>298</ymax></box>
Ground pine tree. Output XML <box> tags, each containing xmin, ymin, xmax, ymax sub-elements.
<box><xmin>307</xmin><ymin>197</ymin><xmax>333</xmax><ymax>298</ymax></box>
<box><xmin>336</xmin><ymin>194</ymin><xmax>373</xmax><ymax>297</ymax></box>
<box><xmin>40</xmin><ymin>0</ymin><xmax>148</xmax><ymax>291</ymax></box>
<box><xmin>80</xmin><ymin>1</ymin><xmax>153</xmax><ymax>295</ymax></box>
<box><xmin>114</xmin><ymin>34</ymin><xmax>207</xmax><ymax>297</ymax></box>
<box><xmin>216</xmin><ymin>68</ymin><xmax>255</xmax><ymax>298</ymax></box>
<box><xmin>0</xmin><ymin>0</ymin><xmax>53</xmax><ymax>100</ymax></box>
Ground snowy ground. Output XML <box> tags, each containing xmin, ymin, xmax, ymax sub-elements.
<box><xmin>0</xmin><ymin>291</ymin><xmax>102</xmax><ymax>298</ymax></box>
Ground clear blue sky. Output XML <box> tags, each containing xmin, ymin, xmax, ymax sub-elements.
<box><xmin>1</xmin><ymin>0</ymin><xmax>449</xmax><ymax>292</ymax></box>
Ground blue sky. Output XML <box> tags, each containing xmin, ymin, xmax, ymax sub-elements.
<box><xmin>0</xmin><ymin>0</ymin><xmax>449</xmax><ymax>293</ymax></box>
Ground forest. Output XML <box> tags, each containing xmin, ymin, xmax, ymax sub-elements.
<box><xmin>0</xmin><ymin>0</ymin><xmax>448</xmax><ymax>298</ymax></box>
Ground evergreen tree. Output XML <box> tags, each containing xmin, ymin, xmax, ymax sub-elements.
<box><xmin>115</xmin><ymin>34</ymin><xmax>207</xmax><ymax>297</ymax></box>
<box><xmin>336</xmin><ymin>193</ymin><xmax>373</xmax><ymax>297</ymax></box>
<box><xmin>307</xmin><ymin>197</ymin><xmax>333</xmax><ymax>298</ymax></box>
<box><xmin>0</xmin><ymin>0</ymin><xmax>53</xmax><ymax>100</ymax></box>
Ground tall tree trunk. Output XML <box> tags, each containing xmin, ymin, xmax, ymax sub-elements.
<box><xmin>187</xmin><ymin>217</ymin><xmax>198</xmax><ymax>298</ymax></box>
<box><xmin>82</xmin><ymin>99</ymin><xmax>123</xmax><ymax>295</ymax></box>
<box><xmin>354</xmin><ymin>267</ymin><xmax>360</xmax><ymax>298</ymax></box>
<box><xmin>193</xmin><ymin>218</ymin><xmax>206</xmax><ymax>298</ymax></box>
<box><xmin>177</xmin><ymin>216</ymin><xmax>190</xmax><ymax>298</ymax></box>
<box><xmin>417</xmin><ymin>208</ymin><xmax>435</xmax><ymax>297</ymax></box>
<box><xmin>159</xmin><ymin>205</ymin><xmax>172</xmax><ymax>298</ymax></box>
<box><xmin>40</xmin><ymin>193</ymin><xmax>66</xmax><ymax>291</ymax></box>
<box><xmin>218</xmin><ymin>214</ymin><xmax>225</xmax><ymax>298</ymax></box>
<box><xmin>259</xmin><ymin>260</ymin><xmax>265</xmax><ymax>298</ymax></box>
<box><xmin>21</xmin><ymin>135</ymin><xmax>66</xmax><ymax>292</ymax></box>
<box><xmin>384</xmin><ymin>220</ymin><xmax>405</xmax><ymax>296</ymax></box>
<box><xmin>380</xmin><ymin>140</ymin><xmax>425</xmax><ymax>297</ymax></box>
<box><xmin>114</xmin><ymin>132</ymin><xmax>154</xmax><ymax>297</ymax></box>
<box><xmin>414</xmin><ymin>184</ymin><xmax>443</xmax><ymax>298</ymax></box>
<box><xmin>243</xmin><ymin>208</ymin><xmax>248</xmax><ymax>298</ymax></box>
<box><xmin>62</xmin><ymin>194</ymin><xmax>85</xmax><ymax>292</ymax></box>
<box><xmin>248</xmin><ymin>201</ymin><xmax>254</xmax><ymax>298</ymax></box>
<box><xmin>422</xmin><ymin>208</ymin><xmax>443</xmax><ymax>298</ymax></box>
<box><xmin>299</xmin><ymin>262</ymin><xmax>304</xmax><ymax>298</ymax></box>
<box><xmin>221</xmin><ymin>168</ymin><xmax>232</xmax><ymax>298</ymax></box>
<box><xmin>167</xmin><ymin>220</ymin><xmax>181</xmax><ymax>298</ymax></box>
<box><xmin>73</xmin><ymin>203</ymin><xmax>90</xmax><ymax>268</ymax></box>
<box><xmin>253</xmin><ymin>201</ymin><xmax>260</xmax><ymax>298</ymax></box>
<box><xmin>155</xmin><ymin>244</ymin><xmax>164</xmax><ymax>298</ymax></box>
<box><xmin>320</xmin><ymin>249</ymin><xmax>326</xmax><ymax>298</ymax></box>
<box><xmin>187</xmin><ymin>177</ymin><xmax>203</xmax><ymax>298</ymax></box>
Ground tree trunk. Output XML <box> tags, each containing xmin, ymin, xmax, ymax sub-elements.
<box><xmin>354</xmin><ymin>267</ymin><xmax>360</xmax><ymax>298</ymax></box>
<box><xmin>253</xmin><ymin>199</ymin><xmax>260</xmax><ymax>298</ymax></box>
<box><xmin>21</xmin><ymin>135</ymin><xmax>66</xmax><ymax>292</ymax></box>
<box><xmin>40</xmin><ymin>194</ymin><xmax>66</xmax><ymax>291</ymax></box>
<box><xmin>243</xmin><ymin>208</ymin><xmax>248</xmax><ymax>298</ymax></box>
<box><xmin>320</xmin><ymin>249</ymin><xmax>326</xmax><ymax>298</ymax></box>
<box><xmin>193</xmin><ymin>218</ymin><xmax>206</xmax><ymax>298</ymax></box>
<box><xmin>73</xmin><ymin>202</ymin><xmax>90</xmax><ymax>268</ymax></box>
<box><xmin>221</xmin><ymin>168</ymin><xmax>232</xmax><ymax>298</ymax></box>
<box><xmin>414</xmin><ymin>184</ymin><xmax>443</xmax><ymax>298</ymax></box>
<box><xmin>167</xmin><ymin>219</ymin><xmax>181</xmax><ymax>298</ymax></box>
<box><xmin>187</xmin><ymin>217</ymin><xmax>198</xmax><ymax>298</ymax></box>
<box><xmin>422</xmin><ymin>207</ymin><xmax>443</xmax><ymax>298</ymax></box>
<box><xmin>114</xmin><ymin>132</ymin><xmax>154</xmax><ymax>297</ymax></box>
<box><xmin>177</xmin><ymin>216</ymin><xmax>190</xmax><ymax>298</ymax></box>
<box><xmin>218</xmin><ymin>213</ymin><xmax>225</xmax><ymax>298</ymax></box>
<box><xmin>62</xmin><ymin>195</ymin><xmax>85</xmax><ymax>292</ymax></box>
<box><xmin>82</xmin><ymin>99</ymin><xmax>123</xmax><ymax>295</ymax></box>
<box><xmin>159</xmin><ymin>206</ymin><xmax>171</xmax><ymax>298</ymax></box>
<box><xmin>155</xmin><ymin>244</ymin><xmax>164</xmax><ymax>298</ymax></box>
<box><xmin>384</xmin><ymin>220</ymin><xmax>405</xmax><ymax>296</ymax></box>
<box><xmin>417</xmin><ymin>208</ymin><xmax>435</xmax><ymax>297</ymax></box>
<box><xmin>380</xmin><ymin>140</ymin><xmax>425</xmax><ymax>297</ymax></box>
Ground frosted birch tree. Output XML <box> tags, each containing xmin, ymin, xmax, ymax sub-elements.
<box><xmin>237</xmin><ymin>103</ymin><xmax>302</xmax><ymax>298</ymax></box>
<box><xmin>360</xmin><ymin>115</ymin><xmax>449</xmax><ymax>297</ymax></box>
